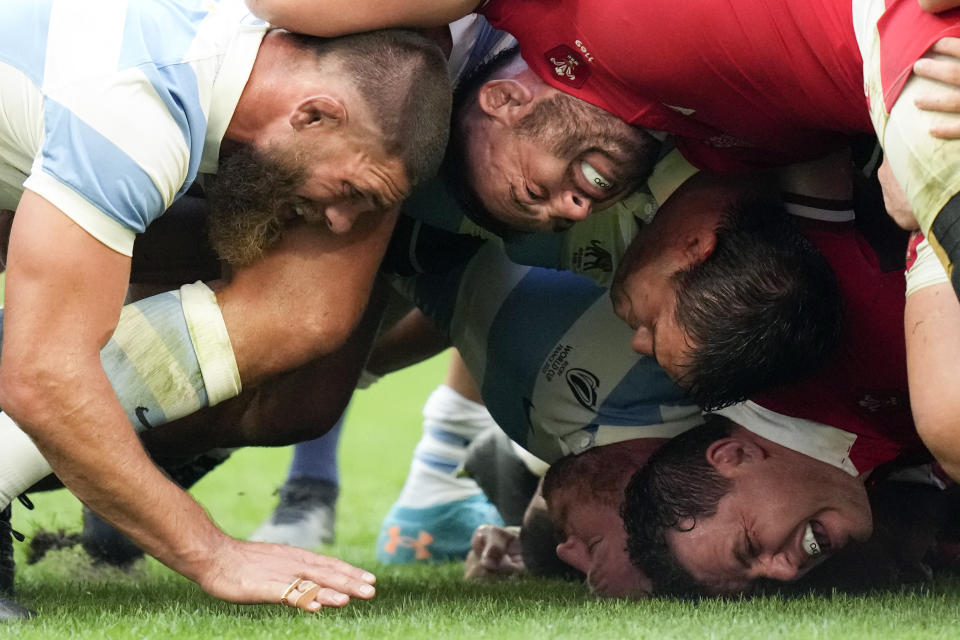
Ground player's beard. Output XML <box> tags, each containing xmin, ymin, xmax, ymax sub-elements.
<box><xmin>205</xmin><ymin>144</ymin><xmax>306</xmax><ymax>266</ymax></box>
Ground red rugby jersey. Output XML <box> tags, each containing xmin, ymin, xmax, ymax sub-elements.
<box><xmin>481</xmin><ymin>0</ymin><xmax>959</xmax><ymax>174</ymax></box>
<box><xmin>749</xmin><ymin>217</ymin><xmax>924</xmax><ymax>474</ymax></box>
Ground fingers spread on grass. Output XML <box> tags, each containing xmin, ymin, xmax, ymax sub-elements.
<box><xmin>199</xmin><ymin>539</ymin><xmax>376</xmax><ymax>607</ymax></box>
<box><xmin>300</xmin><ymin>565</ymin><xmax>376</xmax><ymax>600</ymax></box>
<box><xmin>310</xmin><ymin>552</ymin><xmax>377</xmax><ymax>584</ymax></box>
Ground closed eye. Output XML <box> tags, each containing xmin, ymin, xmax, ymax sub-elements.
<box><xmin>525</xmin><ymin>184</ymin><xmax>547</xmax><ymax>202</ymax></box>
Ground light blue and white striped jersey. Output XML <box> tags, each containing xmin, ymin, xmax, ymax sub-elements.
<box><xmin>397</xmin><ymin>242</ymin><xmax>703</xmax><ymax>464</ymax></box>
<box><xmin>0</xmin><ymin>0</ymin><xmax>267</xmax><ymax>255</ymax></box>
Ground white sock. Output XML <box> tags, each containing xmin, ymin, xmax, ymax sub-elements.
<box><xmin>0</xmin><ymin>411</ymin><xmax>52</xmax><ymax>508</ymax></box>
<box><xmin>394</xmin><ymin>384</ymin><xmax>497</xmax><ymax>509</ymax></box>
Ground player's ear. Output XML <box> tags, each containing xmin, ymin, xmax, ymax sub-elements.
<box><xmin>290</xmin><ymin>94</ymin><xmax>347</xmax><ymax>131</ymax></box>
<box><xmin>706</xmin><ymin>435</ymin><xmax>763</xmax><ymax>476</ymax></box>
<box><xmin>477</xmin><ymin>78</ymin><xmax>535</xmax><ymax>124</ymax></box>
<box><xmin>681</xmin><ymin>227</ymin><xmax>717</xmax><ymax>267</ymax></box>
<box><xmin>556</xmin><ymin>536</ymin><xmax>590</xmax><ymax>574</ymax></box>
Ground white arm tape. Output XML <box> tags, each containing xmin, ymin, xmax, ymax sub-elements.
<box><xmin>906</xmin><ymin>237</ymin><xmax>950</xmax><ymax>297</ymax></box>
<box><xmin>179</xmin><ymin>281</ymin><xmax>242</xmax><ymax>406</ymax></box>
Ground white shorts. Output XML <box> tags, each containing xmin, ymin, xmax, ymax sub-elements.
<box><xmin>854</xmin><ymin>0</ymin><xmax>960</xmax><ymax>278</ymax></box>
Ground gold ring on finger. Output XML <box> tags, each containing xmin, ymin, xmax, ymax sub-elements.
<box><xmin>293</xmin><ymin>584</ymin><xmax>322</xmax><ymax>608</ymax></box>
<box><xmin>280</xmin><ymin>577</ymin><xmax>303</xmax><ymax>606</ymax></box>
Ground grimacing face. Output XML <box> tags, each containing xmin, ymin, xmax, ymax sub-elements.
<box><xmin>467</xmin><ymin>129</ymin><xmax>629</xmax><ymax>233</ymax></box>
<box><xmin>208</xmin><ymin>97</ymin><xmax>408</xmax><ymax>264</ymax></box>
<box><xmin>464</xmin><ymin>84</ymin><xmax>651</xmax><ymax>233</ymax></box>
<box><xmin>544</xmin><ymin>442</ymin><xmax>664</xmax><ymax>597</ymax></box>
<box><xmin>207</xmin><ymin>133</ymin><xmax>407</xmax><ymax>264</ymax></box>
<box><xmin>663</xmin><ymin>439</ymin><xmax>873</xmax><ymax>595</ymax></box>
<box><xmin>552</xmin><ymin>497</ymin><xmax>651</xmax><ymax>597</ymax></box>
<box><xmin>284</xmin><ymin>113</ymin><xmax>410</xmax><ymax>234</ymax></box>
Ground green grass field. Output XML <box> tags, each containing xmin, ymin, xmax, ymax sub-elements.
<box><xmin>7</xmin><ymin>351</ymin><xmax>960</xmax><ymax>639</ymax></box>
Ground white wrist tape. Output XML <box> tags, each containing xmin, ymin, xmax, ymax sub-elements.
<box><xmin>906</xmin><ymin>237</ymin><xmax>950</xmax><ymax>297</ymax></box>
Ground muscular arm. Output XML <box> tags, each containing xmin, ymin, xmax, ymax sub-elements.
<box><xmin>905</xmin><ymin>282</ymin><xmax>960</xmax><ymax>480</ymax></box>
<box><xmin>245</xmin><ymin>0</ymin><xmax>480</xmax><ymax>36</ymax></box>
<box><xmin>220</xmin><ymin>206</ymin><xmax>399</xmax><ymax>385</ymax></box>
<box><xmin>0</xmin><ymin>194</ymin><xmax>389</xmax><ymax>609</ymax></box>
<box><xmin>0</xmin><ymin>191</ymin><xmax>225</xmax><ymax>586</ymax></box>
<box><xmin>142</xmin><ymin>279</ymin><xmax>392</xmax><ymax>456</ymax></box>
<box><xmin>365</xmin><ymin>305</ymin><xmax>449</xmax><ymax>377</ymax></box>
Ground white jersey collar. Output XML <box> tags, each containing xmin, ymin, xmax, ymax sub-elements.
<box><xmin>714</xmin><ymin>401</ymin><xmax>860</xmax><ymax>476</ymax></box>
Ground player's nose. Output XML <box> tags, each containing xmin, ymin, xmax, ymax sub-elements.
<box><xmin>552</xmin><ymin>189</ymin><xmax>593</xmax><ymax>222</ymax></box>
<box><xmin>323</xmin><ymin>203</ymin><xmax>364</xmax><ymax>234</ymax></box>
<box><xmin>631</xmin><ymin>326</ymin><xmax>654</xmax><ymax>355</ymax></box>
<box><xmin>755</xmin><ymin>553</ymin><xmax>801</xmax><ymax>583</ymax></box>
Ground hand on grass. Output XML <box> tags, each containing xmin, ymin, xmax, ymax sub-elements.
<box><xmin>197</xmin><ymin>538</ymin><xmax>376</xmax><ymax>611</ymax></box>
<box><xmin>464</xmin><ymin>525</ymin><xmax>525</xmax><ymax>579</ymax></box>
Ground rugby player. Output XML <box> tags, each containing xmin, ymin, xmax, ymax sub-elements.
<box><xmin>0</xmin><ymin>0</ymin><xmax>452</xmax><ymax>617</ymax></box>
<box><xmin>621</xmin><ymin>225</ymin><xmax>938</xmax><ymax>595</ymax></box>
<box><xmin>249</xmin><ymin>0</ymin><xmax>960</xmax><ymax>295</ymax></box>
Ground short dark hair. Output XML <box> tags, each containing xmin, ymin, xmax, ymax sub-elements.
<box><xmin>621</xmin><ymin>416</ymin><xmax>735</xmax><ymax>597</ymax></box>
<box><xmin>673</xmin><ymin>191</ymin><xmax>843</xmax><ymax>410</ymax></box>
<box><xmin>288</xmin><ymin>29</ymin><xmax>452</xmax><ymax>188</ymax></box>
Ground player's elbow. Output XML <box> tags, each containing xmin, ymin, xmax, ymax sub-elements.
<box><xmin>290</xmin><ymin>311</ymin><xmax>361</xmax><ymax>369</ymax></box>
<box><xmin>0</xmin><ymin>357</ymin><xmax>71</xmax><ymax>431</ymax></box>
<box><xmin>913</xmin><ymin>399</ymin><xmax>960</xmax><ymax>481</ymax></box>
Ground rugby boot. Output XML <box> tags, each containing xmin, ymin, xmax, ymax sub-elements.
<box><xmin>377</xmin><ymin>494</ymin><xmax>502</xmax><ymax>564</ymax></box>
<box><xmin>463</xmin><ymin>427</ymin><xmax>541</xmax><ymax>526</ymax></box>
<box><xmin>0</xmin><ymin>503</ymin><xmax>36</xmax><ymax>621</ymax></box>
<box><xmin>250</xmin><ymin>478</ymin><xmax>338</xmax><ymax>548</ymax></box>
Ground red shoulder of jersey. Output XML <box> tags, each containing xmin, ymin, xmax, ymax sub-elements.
<box><xmin>879</xmin><ymin>0</ymin><xmax>960</xmax><ymax>111</ymax></box>
<box><xmin>751</xmin><ymin>219</ymin><xmax>924</xmax><ymax>472</ymax></box>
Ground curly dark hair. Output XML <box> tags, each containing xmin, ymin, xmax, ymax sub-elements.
<box><xmin>621</xmin><ymin>416</ymin><xmax>735</xmax><ymax>597</ymax></box>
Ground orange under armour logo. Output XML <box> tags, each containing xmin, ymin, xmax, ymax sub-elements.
<box><xmin>383</xmin><ymin>526</ymin><xmax>434</xmax><ymax>560</ymax></box>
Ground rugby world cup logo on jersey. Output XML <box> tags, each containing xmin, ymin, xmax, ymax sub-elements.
<box><xmin>566</xmin><ymin>368</ymin><xmax>600</xmax><ymax>411</ymax></box>
<box><xmin>856</xmin><ymin>389</ymin><xmax>909</xmax><ymax>414</ymax></box>
<box><xmin>545</xmin><ymin>45</ymin><xmax>590</xmax><ymax>89</ymax></box>
<box><xmin>573</xmin><ymin>239</ymin><xmax>613</xmax><ymax>273</ymax></box>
